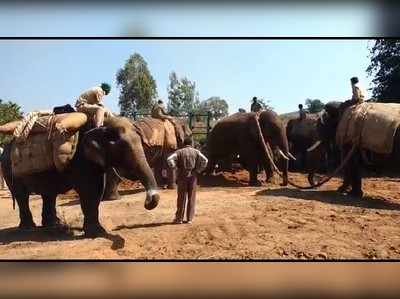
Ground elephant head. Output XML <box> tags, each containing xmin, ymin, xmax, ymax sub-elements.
<box><xmin>251</xmin><ymin>111</ymin><xmax>291</xmax><ymax>186</ymax></box>
<box><xmin>306</xmin><ymin>101</ymin><xmax>349</xmax><ymax>185</ymax></box>
<box><xmin>82</xmin><ymin>117</ymin><xmax>160</xmax><ymax>210</ymax></box>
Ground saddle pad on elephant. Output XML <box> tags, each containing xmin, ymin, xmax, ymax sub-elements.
<box><xmin>336</xmin><ymin>103</ymin><xmax>400</xmax><ymax>154</ymax></box>
<box><xmin>135</xmin><ymin>118</ymin><xmax>178</xmax><ymax>149</ymax></box>
<box><xmin>11</xmin><ymin>131</ymin><xmax>79</xmax><ymax>177</ymax></box>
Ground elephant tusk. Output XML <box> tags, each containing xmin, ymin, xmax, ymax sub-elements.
<box><xmin>278</xmin><ymin>149</ymin><xmax>290</xmax><ymax>160</ymax></box>
<box><xmin>307</xmin><ymin>140</ymin><xmax>322</xmax><ymax>152</ymax></box>
<box><xmin>287</xmin><ymin>152</ymin><xmax>297</xmax><ymax>160</ymax></box>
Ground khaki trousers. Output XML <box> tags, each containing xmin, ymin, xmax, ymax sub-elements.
<box><xmin>175</xmin><ymin>175</ymin><xmax>197</xmax><ymax>222</ymax></box>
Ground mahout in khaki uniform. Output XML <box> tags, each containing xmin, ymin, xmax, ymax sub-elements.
<box><xmin>167</xmin><ymin>136</ymin><xmax>208</xmax><ymax>224</ymax></box>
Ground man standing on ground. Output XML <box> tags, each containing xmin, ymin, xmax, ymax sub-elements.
<box><xmin>167</xmin><ymin>136</ymin><xmax>208</xmax><ymax>224</ymax></box>
<box><xmin>0</xmin><ymin>147</ymin><xmax>4</xmax><ymax>190</ymax></box>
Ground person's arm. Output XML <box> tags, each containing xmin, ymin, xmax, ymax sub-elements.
<box><xmin>167</xmin><ymin>152</ymin><xmax>178</xmax><ymax>169</ymax></box>
<box><xmin>196</xmin><ymin>150</ymin><xmax>208</xmax><ymax>173</ymax></box>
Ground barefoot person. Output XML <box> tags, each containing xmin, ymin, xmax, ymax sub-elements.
<box><xmin>75</xmin><ymin>83</ymin><xmax>113</xmax><ymax>127</ymax></box>
<box><xmin>167</xmin><ymin>136</ymin><xmax>208</xmax><ymax>224</ymax></box>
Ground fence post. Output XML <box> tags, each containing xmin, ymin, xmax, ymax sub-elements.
<box><xmin>188</xmin><ymin>112</ymin><xmax>193</xmax><ymax>130</ymax></box>
<box><xmin>206</xmin><ymin>111</ymin><xmax>212</xmax><ymax>136</ymax></box>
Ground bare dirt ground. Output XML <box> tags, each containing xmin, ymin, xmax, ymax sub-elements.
<box><xmin>0</xmin><ymin>170</ymin><xmax>400</xmax><ymax>259</ymax></box>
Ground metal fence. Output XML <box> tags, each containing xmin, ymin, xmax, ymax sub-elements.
<box><xmin>131</xmin><ymin>111</ymin><xmax>212</xmax><ymax>137</ymax></box>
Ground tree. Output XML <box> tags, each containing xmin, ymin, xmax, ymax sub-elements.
<box><xmin>0</xmin><ymin>99</ymin><xmax>23</xmax><ymax>146</ymax></box>
<box><xmin>167</xmin><ymin>72</ymin><xmax>200</xmax><ymax>116</ymax></box>
<box><xmin>367</xmin><ymin>39</ymin><xmax>400</xmax><ymax>102</ymax></box>
<box><xmin>305</xmin><ymin>98</ymin><xmax>325</xmax><ymax>113</ymax></box>
<box><xmin>257</xmin><ymin>98</ymin><xmax>274</xmax><ymax>111</ymax></box>
<box><xmin>198</xmin><ymin>97</ymin><xmax>229</xmax><ymax>121</ymax></box>
<box><xmin>116</xmin><ymin>53</ymin><xmax>158</xmax><ymax>117</ymax></box>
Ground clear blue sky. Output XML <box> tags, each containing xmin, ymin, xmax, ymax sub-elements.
<box><xmin>0</xmin><ymin>40</ymin><xmax>373</xmax><ymax>115</ymax></box>
<box><xmin>0</xmin><ymin>3</ymin><xmax>376</xmax><ymax>115</ymax></box>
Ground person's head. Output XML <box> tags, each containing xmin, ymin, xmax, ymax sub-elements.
<box><xmin>183</xmin><ymin>136</ymin><xmax>193</xmax><ymax>146</ymax></box>
<box><xmin>298</xmin><ymin>104</ymin><xmax>303</xmax><ymax>110</ymax></box>
<box><xmin>238</xmin><ymin>108</ymin><xmax>246</xmax><ymax>113</ymax></box>
<box><xmin>157</xmin><ymin>100</ymin><xmax>163</xmax><ymax>104</ymax></box>
<box><xmin>252</xmin><ymin>97</ymin><xmax>257</xmax><ymax>102</ymax></box>
<box><xmin>100</xmin><ymin>83</ymin><xmax>111</xmax><ymax>95</ymax></box>
<box><xmin>350</xmin><ymin>77</ymin><xmax>359</xmax><ymax>85</ymax></box>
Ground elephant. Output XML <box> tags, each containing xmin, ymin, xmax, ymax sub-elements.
<box><xmin>0</xmin><ymin>116</ymin><xmax>161</xmax><ymax>237</ymax></box>
<box><xmin>286</xmin><ymin>115</ymin><xmax>321</xmax><ymax>171</ymax></box>
<box><xmin>307</xmin><ymin>100</ymin><xmax>400</xmax><ymax>197</ymax></box>
<box><xmin>205</xmin><ymin>111</ymin><xmax>291</xmax><ymax>186</ymax></box>
<box><xmin>102</xmin><ymin>117</ymin><xmax>192</xmax><ymax>201</ymax></box>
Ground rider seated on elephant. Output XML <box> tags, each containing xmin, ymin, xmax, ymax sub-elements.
<box><xmin>298</xmin><ymin>104</ymin><xmax>307</xmax><ymax>121</ymax></box>
<box><xmin>350</xmin><ymin>76</ymin><xmax>365</xmax><ymax>106</ymax></box>
<box><xmin>75</xmin><ymin>83</ymin><xmax>114</xmax><ymax>128</ymax></box>
<box><xmin>250</xmin><ymin>97</ymin><xmax>262</xmax><ymax>113</ymax></box>
<box><xmin>151</xmin><ymin>100</ymin><xmax>174</xmax><ymax>121</ymax></box>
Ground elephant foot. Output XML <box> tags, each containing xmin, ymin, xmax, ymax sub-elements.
<box><xmin>249</xmin><ymin>180</ymin><xmax>262</xmax><ymax>187</ymax></box>
<box><xmin>145</xmin><ymin>194</ymin><xmax>160</xmax><ymax>210</ymax></box>
<box><xmin>84</xmin><ymin>223</ymin><xmax>107</xmax><ymax>238</ymax></box>
<box><xmin>337</xmin><ymin>184</ymin><xmax>350</xmax><ymax>194</ymax></box>
<box><xmin>42</xmin><ymin>216</ymin><xmax>62</xmax><ymax>228</ymax></box>
<box><xmin>307</xmin><ymin>174</ymin><xmax>316</xmax><ymax>186</ymax></box>
<box><xmin>19</xmin><ymin>219</ymin><xmax>36</xmax><ymax>230</ymax></box>
<box><xmin>348</xmin><ymin>189</ymin><xmax>363</xmax><ymax>198</ymax></box>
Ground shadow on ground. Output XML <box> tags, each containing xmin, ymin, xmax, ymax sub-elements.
<box><xmin>113</xmin><ymin>221</ymin><xmax>175</xmax><ymax>232</ymax></box>
<box><xmin>199</xmin><ymin>173</ymin><xmax>249</xmax><ymax>188</ymax></box>
<box><xmin>0</xmin><ymin>225</ymin><xmax>125</xmax><ymax>251</ymax></box>
<box><xmin>257</xmin><ymin>188</ymin><xmax>400</xmax><ymax>211</ymax></box>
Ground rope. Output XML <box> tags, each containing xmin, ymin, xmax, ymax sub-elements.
<box><xmin>254</xmin><ymin>113</ymin><xmax>356</xmax><ymax>190</ymax></box>
<box><xmin>254</xmin><ymin>103</ymin><xmax>372</xmax><ymax>190</ymax></box>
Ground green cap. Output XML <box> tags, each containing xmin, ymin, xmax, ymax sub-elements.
<box><xmin>101</xmin><ymin>83</ymin><xmax>111</xmax><ymax>94</ymax></box>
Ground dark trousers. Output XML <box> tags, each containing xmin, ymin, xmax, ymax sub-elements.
<box><xmin>175</xmin><ymin>175</ymin><xmax>197</xmax><ymax>222</ymax></box>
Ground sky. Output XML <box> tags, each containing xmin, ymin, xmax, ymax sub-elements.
<box><xmin>0</xmin><ymin>2</ymin><xmax>377</xmax><ymax>115</ymax></box>
<box><xmin>0</xmin><ymin>39</ymin><xmax>373</xmax><ymax>115</ymax></box>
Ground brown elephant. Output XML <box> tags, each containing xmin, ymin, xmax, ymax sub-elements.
<box><xmin>103</xmin><ymin>117</ymin><xmax>192</xmax><ymax>201</ymax></box>
<box><xmin>0</xmin><ymin>117</ymin><xmax>160</xmax><ymax>238</ymax></box>
<box><xmin>206</xmin><ymin>111</ymin><xmax>292</xmax><ymax>186</ymax></box>
<box><xmin>308</xmin><ymin>100</ymin><xmax>400</xmax><ymax>197</ymax></box>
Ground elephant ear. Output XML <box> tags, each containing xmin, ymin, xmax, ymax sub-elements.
<box><xmin>82</xmin><ymin>127</ymin><xmax>120</xmax><ymax>168</ymax></box>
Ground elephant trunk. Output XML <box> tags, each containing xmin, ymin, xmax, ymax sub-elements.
<box><xmin>121</xmin><ymin>137</ymin><xmax>160</xmax><ymax>210</ymax></box>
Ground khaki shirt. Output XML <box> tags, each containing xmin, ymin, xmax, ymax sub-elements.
<box><xmin>75</xmin><ymin>86</ymin><xmax>105</xmax><ymax>109</ymax></box>
<box><xmin>151</xmin><ymin>103</ymin><xmax>170</xmax><ymax>120</ymax></box>
<box><xmin>351</xmin><ymin>83</ymin><xmax>365</xmax><ymax>104</ymax></box>
<box><xmin>167</xmin><ymin>146</ymin><xmax>208</xmax><ymax>178</ymax></box>
<box><xmin>251</xmin><ymin>101</ymin><xmax>262</xmax><ymax>112</ymax></box>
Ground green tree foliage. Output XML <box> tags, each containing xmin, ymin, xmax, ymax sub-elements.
<box><xmin>305</xmin><ymin>98</ymin><xmax>325</xmax><ymax>113</ymax></box>
<box><xmin>257</xmin><ymin>98</ymin><xmax>274</xmax><ymax>111</ymax></box>
<box><xmin>167</xmin><ymin>72</ymin><xmax>200</xmax><ymax>116</ymax></box>
<box><xmin>198</xmin><ymin>96</ymin><xmax>229</xmax><ymax>121</ymax></box>
<box><xmin>116</xmin><ymin>53</ymin><xmax>158</xmax><ymax>117</ymax></box>
<box><xmin>0</xmin><ymin>99</ymin><xmax>23</xmax><ymax>146</ymax></box>
<box><xmin>367</xmin><ymin>39</ymin><xmax>400</xmax><ymax>102</ymax></box>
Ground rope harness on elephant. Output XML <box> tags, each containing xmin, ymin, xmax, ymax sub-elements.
<box><xmin>254</xmin><ymin>113</ymin><xmax>358</xmax><ymax>190</ymax></box>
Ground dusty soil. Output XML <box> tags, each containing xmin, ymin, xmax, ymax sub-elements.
<box><xmin>0</xmin><ymin>170</ymin><xmax>400</xmax><ymax>259</ymax></box>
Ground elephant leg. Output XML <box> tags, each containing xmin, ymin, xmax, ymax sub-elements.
<box><xmin>76</xmin><ymin>173</ymin><xmax>106</xmax><ymax>238</ymax></box>
<box><xmin>349</xmin><ymin>150</ymin><xmax>363</xmax><ymax>198</ymax></box>
<box><xmin>102</xmin><ymin>169</ymin><xmax>121</xmax><ymax>201</ymax></box>
<box><xmin>41</xmin><ymin>194</ymin><xmax>61</xmax><ymax>227</ymax></box>
<box><xmin>261</xmin><ymin>160</ymin><xmax>273</xmax><ymax>183</ymax></box>
<box><xmin>249</xmin><ymin>159</ymin><xmax>262</xmax><ymax>187</ymax></box>
<box><xmin>15</xmin><ymin>188</ymin><xmax>36</xmax><ymax>229</ymax></box>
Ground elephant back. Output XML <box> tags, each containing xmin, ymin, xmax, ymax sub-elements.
<box><xmin>336</xmin><ymin>102</ymin><xmax>400</xmax><ymax>154</ymax></box>
<box><xmin>134</xmin><ymin>118</ymin><xmax>179</xmax><ymax>149</ymax></box>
